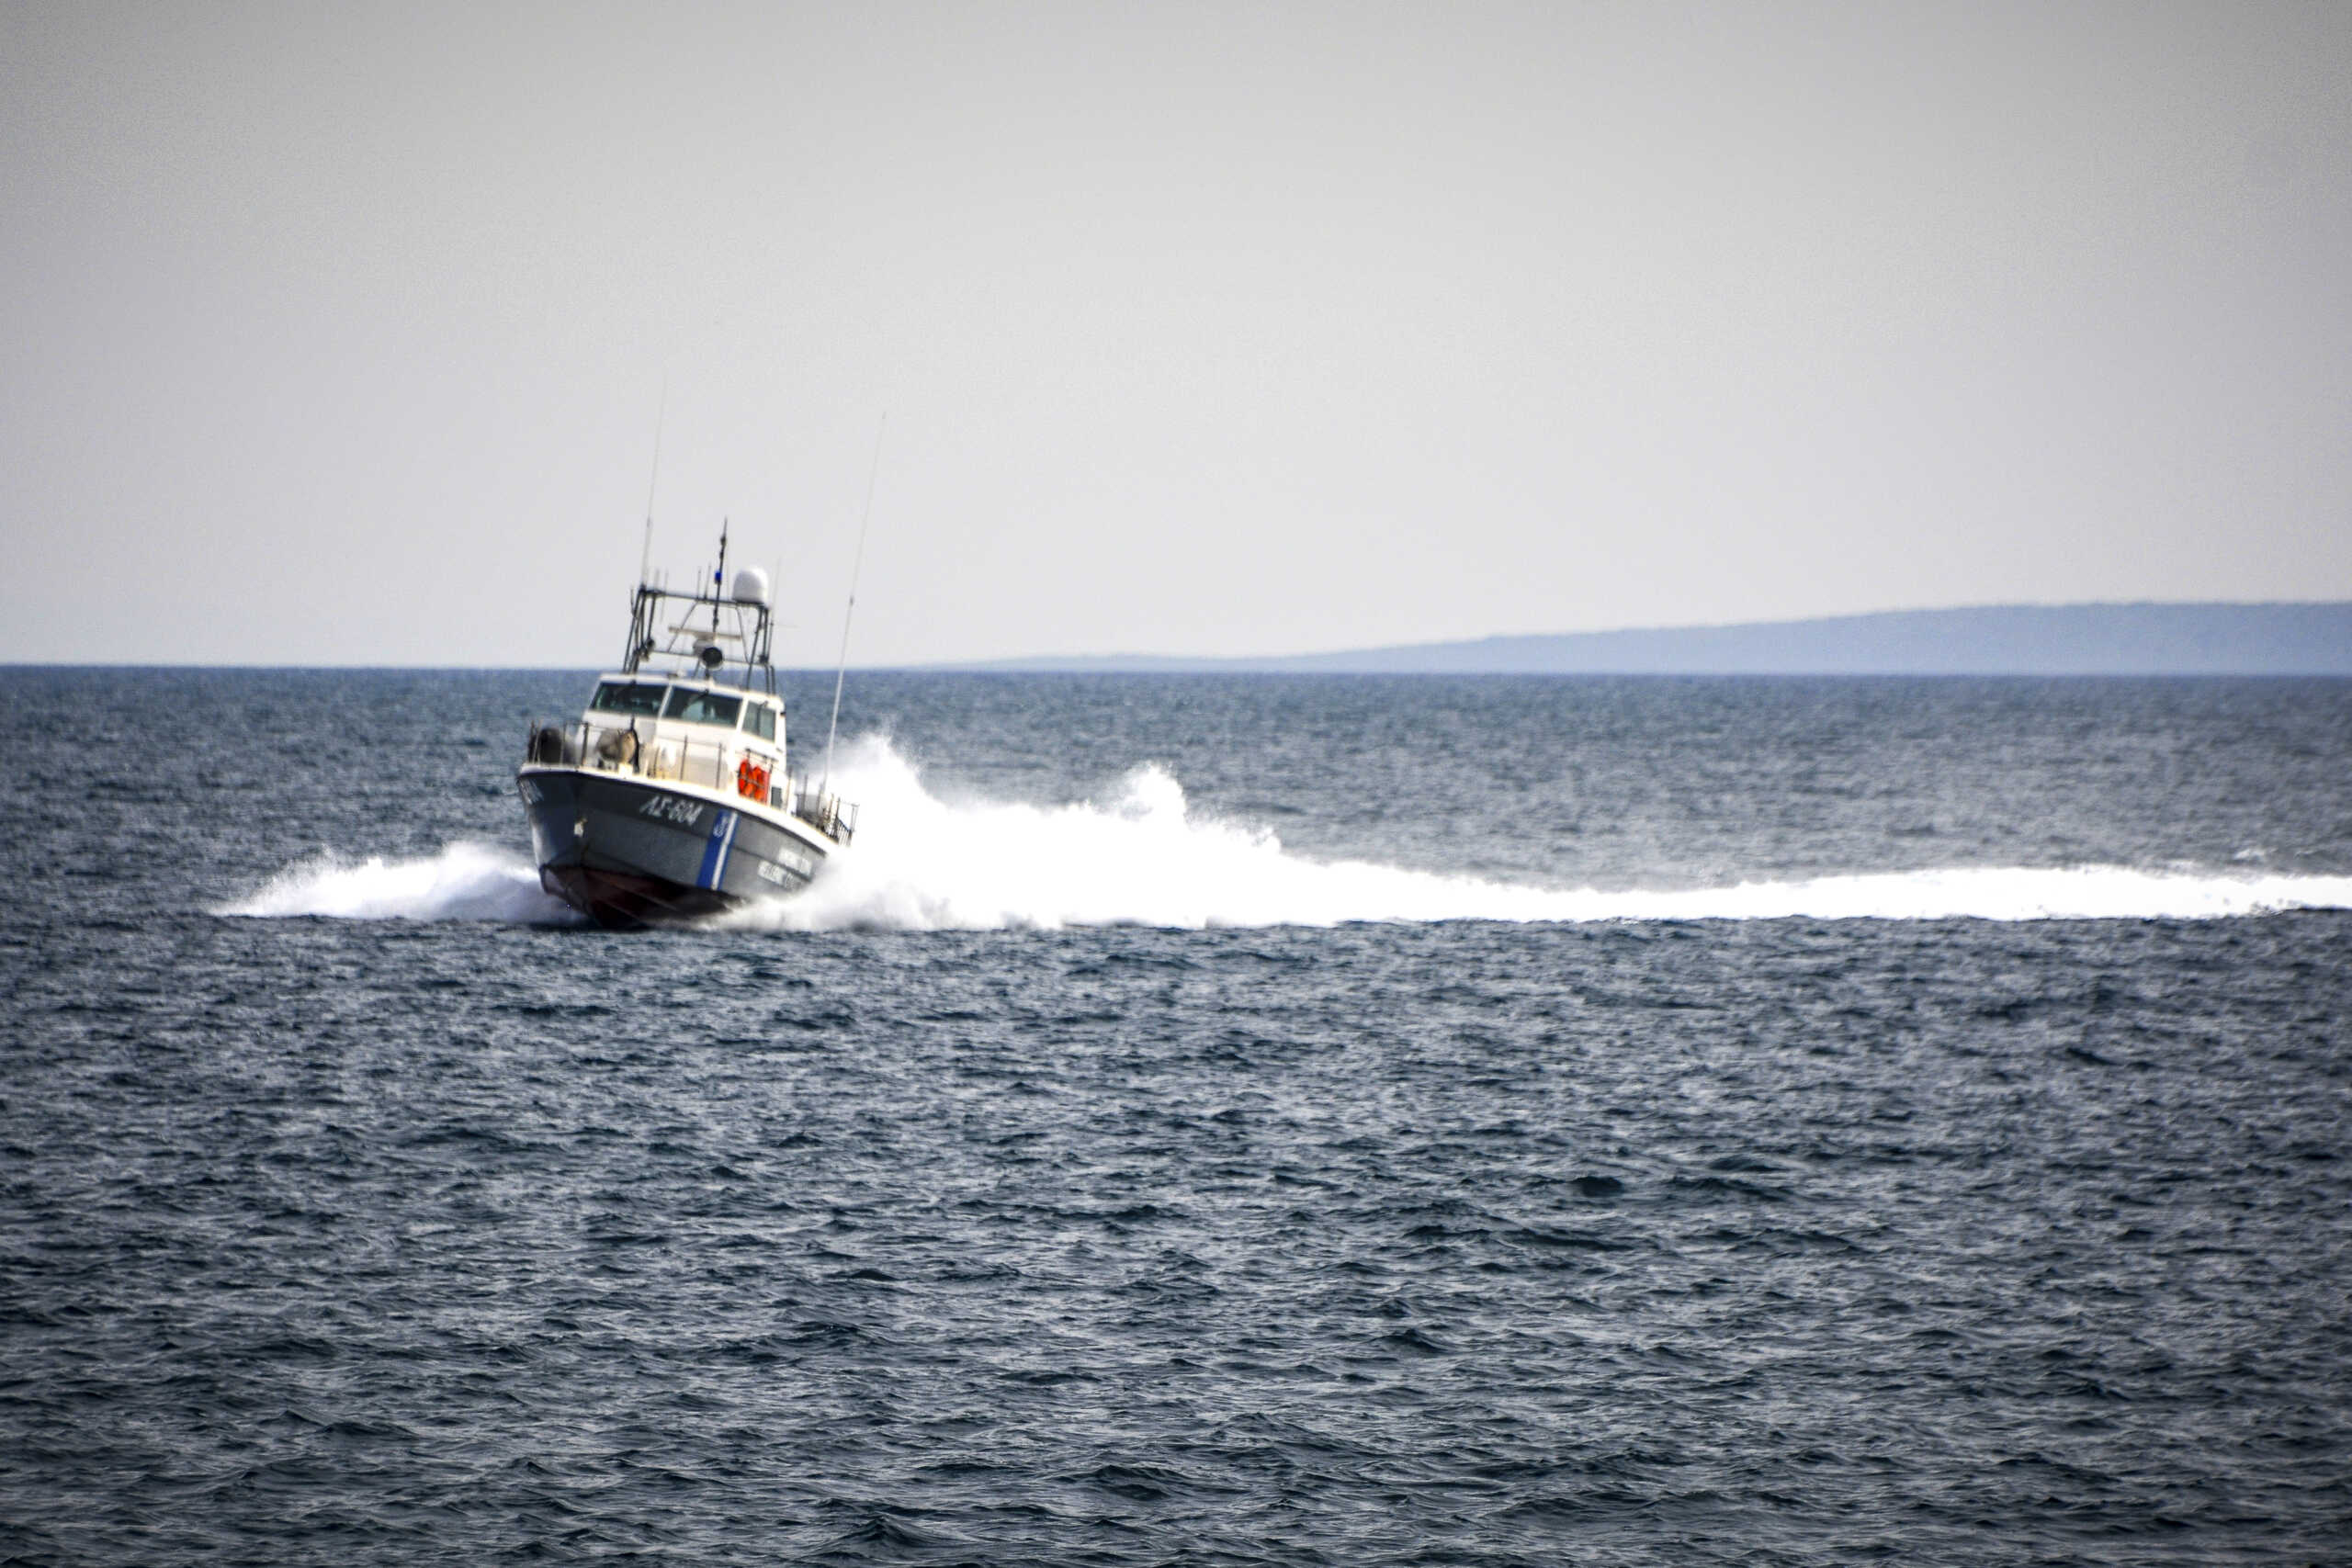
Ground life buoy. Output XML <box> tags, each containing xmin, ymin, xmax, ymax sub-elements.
<box><xmin>737</xmin><ymin>758</ymin><xmax>770</xmax><ymax>800</ymax></box>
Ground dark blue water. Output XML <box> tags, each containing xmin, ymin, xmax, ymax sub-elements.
<box><xmin>5</xmin><ymin>670</ymin><xmax>2350</xmax><ymax>1563</ymax></box>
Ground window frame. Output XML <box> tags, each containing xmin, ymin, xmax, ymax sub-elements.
<box><xmin>590</xmin><ymin>681</ymin><xmax>669</xmax><ymax>716</ymax></box>
<box><xmin>662</xmin><ymin>685</ymin><xmax>744</xmax><ymax>728</ymax></box>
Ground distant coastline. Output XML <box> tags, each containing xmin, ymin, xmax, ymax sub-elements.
<box><xmin>8</xmin><ymin>603</ymin><xmax>2350</xmax><ymax>675</ymax></box>
<box><xmin>937</xmin><ymin>603</ymin><xmax>2352</xmax><ymax>677</ymax></box>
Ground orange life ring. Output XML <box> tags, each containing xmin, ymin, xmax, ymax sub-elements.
<box><xmin>737</xmin><ymin>759</ymin><xmax>770</xmax><ymax>800</ymax></box>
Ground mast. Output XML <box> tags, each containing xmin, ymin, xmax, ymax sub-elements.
<box><xmin>823</xmin><ymin>415</ymin><xmax>886</xmax><ymax>794</ymax></box>
<box><xmin>624</xmin><ymin>383</ymin><xmax>666</xmax><ymax>673</ymax></box>
<box><xmin>639</xmin><ymin>378</ymin><xmax>666</xmax><ymax>589</ymax></box>
<box><xmin>712</xmin><ymin>520</ymin><xmax>729</xmax><ymax>644</ymax></box>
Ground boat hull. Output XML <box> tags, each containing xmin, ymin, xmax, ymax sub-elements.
<box><xmin>518</xmin><ymin>766</ymin><xmax>829</xmax><ymax>930</ymax></box>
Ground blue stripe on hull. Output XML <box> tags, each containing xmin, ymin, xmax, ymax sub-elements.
<box><xmin>696</xmin><ymin>808</ymin><xmax>739</xmax><ymax>891</ymax></box>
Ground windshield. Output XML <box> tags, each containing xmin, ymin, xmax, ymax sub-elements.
<box><xmin>663</xmin><ymin>687</ymin><xmax>742</xmax><ymax>728</ymax></box>
<box><xmin>591</xmin><ymin>681</ymin><xmax>667</xmax><ymax>716</ymax></box>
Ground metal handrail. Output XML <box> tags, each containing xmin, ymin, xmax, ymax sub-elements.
<box><xmin>522</xmin><ymin>718</ymin><xmax>856</xmax><ymax>846</ymax></box>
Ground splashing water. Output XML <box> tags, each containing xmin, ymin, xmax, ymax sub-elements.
<box><xmin>220</xmin><ymin>840</ymin><xmax>579</xmax><ymax>924</ymax></box>
<box><xmin>220</xmin><ymin>736</ymin><xmax>2352</xmax><ymax>930</ymax></box>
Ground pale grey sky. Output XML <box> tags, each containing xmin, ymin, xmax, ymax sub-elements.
<box><xmin>5</xmin><ymin>1</ymin><xmax>2347</xmax><ymax>666</ymax></box>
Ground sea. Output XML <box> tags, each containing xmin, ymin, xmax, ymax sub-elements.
<box><xmin>4</xmin><ymin>668</ymin><xmax>2350</xmax><ymax>1565</ymax></box>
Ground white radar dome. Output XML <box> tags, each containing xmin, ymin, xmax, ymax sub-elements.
<box><xmin>731</xmin><ymin>566</ymin><xmax>772</xmax><ymax>606</ymax></box>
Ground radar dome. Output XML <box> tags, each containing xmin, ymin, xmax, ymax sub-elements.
<box><xmin>731</xmin><ymin>566</ymin><xmax>772</xmax><ymax>606</ymax></box>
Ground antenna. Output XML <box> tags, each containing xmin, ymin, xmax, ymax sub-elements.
<box><xmin>712</xmin><ymin>519</ymin><xmax>729</xmax><ymax>641</ymax></box>
<box><xmin>638</xmin><ymin>378</ymin><xmax>666</xmax><ymax>587</ymax></box>
<box><xmin>822</xmin><ymin>414</ymin><xmax>887</xmax><ymax>795</ymax></box>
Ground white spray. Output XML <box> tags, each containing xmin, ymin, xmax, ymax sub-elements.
<box><xmin>222</xmin><ymin>738</ymin><xmax>2352</xmax><ymax>929</ymax></box>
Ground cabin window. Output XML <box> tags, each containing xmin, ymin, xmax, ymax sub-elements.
<box><xmin>662</xmin><ymin>687</ymin><xmax>742</xmax><ymax>728</ymax></box>
<box><xmin>742</xmin><ymin>703</ymin><xmax>776</xmax><ymax>741</ymax></box>
<box><xmin>592</xmin><ymin>681</ymin><xmax>667</xmax><ymax>716</ymax></box>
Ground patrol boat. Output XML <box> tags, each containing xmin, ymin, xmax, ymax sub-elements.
<box><xmin>517</xmin><ymin>531</ymin><xmax>856</xmax><ymax>928</ymax></box>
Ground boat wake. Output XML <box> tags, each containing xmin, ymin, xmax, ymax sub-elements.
<box><xmin>223</xmin><ymin>737</ymin><xmax>2352</xmax><ymax>931</ymax></box>
<box><xmin>220</xmin><ymin>840</ymin><xmax>581</xmax><ymax>925</ymax></box>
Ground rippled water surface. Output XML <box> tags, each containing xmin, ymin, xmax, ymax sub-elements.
<box><xmin>5</xmin><ymin>670</ymin><xmax>2350</xmax><ymax>1564</ymax></box>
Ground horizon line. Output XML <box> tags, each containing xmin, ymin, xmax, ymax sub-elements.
<box><xmin>9</xmin><ymin>597</ymin><xmax>2342</xmax><ymax>671</ymax></box>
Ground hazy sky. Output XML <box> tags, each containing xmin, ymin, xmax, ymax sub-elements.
<box><xmin>6</xmin><ymin>1</ymin><xmax>2348</xmax><ymax>665</ymax></box>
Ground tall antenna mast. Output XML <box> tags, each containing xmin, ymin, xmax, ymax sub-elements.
<box><xmin>822</xmin><ymin>414</ymin><xmax>887</xmax><ymax>794</ymax></box>
<box><xmin>638</xmin><ymin>378</ymin><xmax>666</xmax><ymax>587</ymax></box>
<box><xmin>711</xmin><ymin>519</ymin><xmax>729</xmax><ymax>639</ymax></box>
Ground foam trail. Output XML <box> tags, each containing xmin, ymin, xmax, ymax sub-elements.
<box><xmin>720</xmin><ymin>737</ymin><xmax>2352</xmax><ymax>931</ymax></box>
<box><xmin>219</xmin><ymin>841</ymin><xmax>580</xmax><ymax>924</ymax></box>
<box><xmin>218</xmin><ymin>739</ymin><xmax>2352</xmax><ymax>929</ymax></box>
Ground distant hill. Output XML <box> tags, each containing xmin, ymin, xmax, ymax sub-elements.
<box><xmin>944</xmin><ymin>603</ymin><xmax>2352</xmax><ymax>676</ymax></box>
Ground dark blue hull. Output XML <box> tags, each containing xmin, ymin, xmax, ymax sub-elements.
<box><xmin>518</xmin><ymin>766</ymin><xmax>827</xmax><ymax>929</ymax></box>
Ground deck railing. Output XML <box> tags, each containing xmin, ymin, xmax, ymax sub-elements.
<box><xmin>523</xmin><ymin>719</ymin><xmax>857</xmax><ymax>846</ymax></box>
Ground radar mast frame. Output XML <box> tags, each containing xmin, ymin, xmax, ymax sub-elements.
<box><xmin>620</xmin><ymin>525</ymin><xmax>778</xmax><ymax>697</ymax></box>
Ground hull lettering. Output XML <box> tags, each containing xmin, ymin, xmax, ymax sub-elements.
<box><xmin>638</xmin><ymin>795</ymin><xmax>707</xmax><ymax>827</ymax></box>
